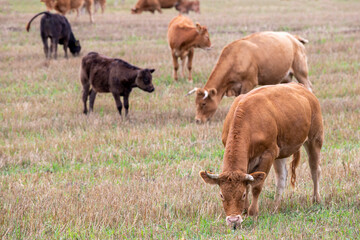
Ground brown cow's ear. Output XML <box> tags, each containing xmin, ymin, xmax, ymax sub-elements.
<box><xmin>195</xmin><ymin>23</ymin><xmax>202</xmax><ymax>33</ymax></box>
<box><xmin>247</xmin><ymin>172</ymin><xmax>267</xmax><ymax>186</ymax></box>
<box><xmin>149</xmin><ymin>69</ymin><xmax>155</xmax><ymax>73</ymax></box>
<box><xmin>209</xmin><ymin>88</ymin><xmax>217</xmax><ymax>97</ymax></box>
<box><xmin>199</xmin><ymin>171</ymin><xmax>220</xmax><ymax>185</ymax></box>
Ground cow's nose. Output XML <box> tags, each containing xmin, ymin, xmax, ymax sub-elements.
<box><xmin>195</xmin><ymin>118</ymin><xmax>201</xmax><ymax>124</ymax></box>
<box><xmin>226</xmin><ymin>215</ymin><xmax>242</xmax><ymax>228</ymax></box>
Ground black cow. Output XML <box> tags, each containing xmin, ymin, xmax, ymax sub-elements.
<box><xmin>80</xmin><ymin>52</ymin><xmax>155</xmax><ymax>117</ymax></box>
<box><xmin>26</xmin><ymin>11</ymin><xmax>81</xmax><ymax>59</ymax></box>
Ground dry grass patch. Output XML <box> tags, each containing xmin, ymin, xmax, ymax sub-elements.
<box><xmin>1</xmin><ymin>0</ymin><xmax>360</xmax><ymax>239</ymax></box>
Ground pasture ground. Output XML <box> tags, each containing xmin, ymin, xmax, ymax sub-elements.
<box><xmin>1</xmin><ymin>0</ymin><xmax>360</xmax><ymax>239</ymax></box>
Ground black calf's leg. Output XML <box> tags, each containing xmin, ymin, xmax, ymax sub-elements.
<box><xmin>41</xmin><ymin>35</ymin><xmax>49</xmax><ymax>59</ymax></box>
<box><xmin>112</xmin><ymin>92</ymin><xmax>123</xmax><ymax>116</ymax></box>
<box><xmin>63</xmin><ymin>39</ymin><xmax>69</xmax><ymax>58</ymax></box>
<box><xmin>52</xmin><ymin>38</ymin><xmax>58</xmax><ymax>59</ymax></box>
<box><xmin>123</xmin><ymin>94</ymin><xmax>129</xmax><ymax>117</ymax></box>
<box><xmin>82</xmin><ymin>84</ymin><xmax>90</xmax><ymax>114</ymax></box>
<box><xmin>89</xmin><ymin>89</ymin><xmax>97</xmax><ymax>112</ymax></box>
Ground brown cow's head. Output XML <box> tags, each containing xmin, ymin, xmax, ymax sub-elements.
<box><xmin>191</xmin><ymin>0</ymin><xmax>200</xmax><ymax>13</ymax></box>
<box><xmin>136</xmin><ymin>69</ymin><xmax>155</xmax><ymax>93</ymax></box>
<box><xmin>187</xmin><ymin>88</ymin><xmax>218</xmax><ymax>124</ymax></box>
<box><xmin>195</xmin><ymin>23</ymin><xmax>211</xmax><ymax>49</ymax></box>
<box><xmin>131</xmin><ymin>8</ymin><xmax>141</xmax><ymax>14</ymax></box>
<box><xmin>199</xmin><ymin>171</ymin><xmax>266</xmax><ymax>229</ymax></box>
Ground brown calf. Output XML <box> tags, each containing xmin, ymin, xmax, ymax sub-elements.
<box><xmin>187</xmin><ymin>31</ymin><xmax>311</xmax><ymax>123</ymax></box>
<box><xmin>81</xmin><ymin>52</ymin><xmax>155</xmax><ymax>117</ymax></box>
<box><xmin>200</xmin><ymin>83</ymin><xmax>323</xmax><ymax>229</ymax></box>
<box><xmin>167</xmin><ymin>15</ymin><xmax>211</xmax><ymax>82</ymax></box>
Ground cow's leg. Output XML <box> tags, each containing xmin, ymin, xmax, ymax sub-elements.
<box><xmin>49</xmin><ymin>39</ymin><xmax>54</xmax><ymax>59</ymax></box>
<box><xmin>123</xmin><ymin>94</ymin><xmax>130</xmax><ymax>117</ymax></box>
<box><xmin>248</xmin><ymin>150</ymin><xmax>276</xmax><ymax>217</ymax></box>
<box><xmin>273</xmin><ymin>158</ymin><xmax>288</xmax><ymax>211</ymax></box>
<box><xmin>101</xmin><ymin>1</ymin><xmax>105</xmax><ymax>13</ymax></box>
<box><xmin>171</xmin><ymin>51</ymin><xmax>179</xmax><ymax>81</ymax></box>
<box><xmin>41</xmin><ymin>36</ymin><xmax>49</xmax><ymax>59</ymax></box>
<box><xmin>187</xmin><ymin>48</ymin><xmax>194</xmax><ymax>82</ymax></box>
<box><xmin>281</xmin><ymin>72</ymin><xmax>293</xmax><ymax>83</ymax></box>
<box><xmin>89</xmin><ymin>89</ymin><xmax>97</xmax><ymax>112</ymax></box>
<box><xmin>155</xmin><ymin>5</ymin><xmax>162</xmax><ymax>13</ymax></box>
<box><xmin>85</xmin><ymin>2</ymin><xmax>94</xmax><ymax>23</ymax></box>
<box><xmin>51</xmin><ymin>38</ymin><xmax>58</xmax><ymax>59</ymax></box>
<box><xmin>303</xmin><ymin>140</ymin><xmax>322</xmax><ymax>203</ymax></box>
<box><xmin>180</xmin><ymin>55</ymin><xmax>186</xmax><ymax>79</ymax></box>
<box><xmin>292</xmin><ymin>53</ymin><xmax>312</xmax><ymax>91</ymax></box>
<box><xmin>82</xmin><ymin>84</ymin><xmax>90</xmax><ymax>114</ymax></box>
<box><xmin>112</xmin><ymin>92</ymin><xmax>123</xmax><ymax>117</ymax></box>
<box><xmin>239</xmin><ymin>68</ymin><xmax>258</xmax><ymax>95</ymax></box>
<box><xmin>239</xmin><ymin>80</ymin><xmax>256</xmax><ymax>95</ymax></box>
<box><xmin>63</xmin><ymin>39</ymin><xmax>69</xmax><ymax>59</ymax></box>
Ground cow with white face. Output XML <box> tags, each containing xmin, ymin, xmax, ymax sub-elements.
<box><xmin>199</xmin><ymin>83</ymin><xmax>323</xmax><ymax>229</ymax></box>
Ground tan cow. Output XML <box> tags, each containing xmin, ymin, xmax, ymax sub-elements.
<box><xmin>167</xmin><ymin>15</ymin><xmax>211</xmax><ymax>82</ymax></box>
<box><xmin>187</xmin><ymin>31</ymin><xmax>311</xmax><ymax>124</ymax></box>
<box><xmin>200</xmin><ymin>83</ymin><xmax>323</xmax><ymax>229</ymax></box>
<box><xmin>40</xmin><ymin>0</ymin><xmax>94</xmax><ymax>23</ymax></box>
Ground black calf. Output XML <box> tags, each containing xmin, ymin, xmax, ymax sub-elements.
<box><xmin>26</xmin><ymin>11</ymin><xmax>81</xmax><ymax>59</ymax></box>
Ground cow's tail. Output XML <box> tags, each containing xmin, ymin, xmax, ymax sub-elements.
<box><xmin>26</xmin><ymin>11</ymin><xmax>50</xmax><ymax>32</ymax></box>
<box><xmin>290</xmin><ymin>150</ymin><xmax>301</xmax><ymax>189</ymax></box>
<box><xmin>293</xmin><ymin>35</ymin><xmax>309</xmax><ymax>45</ymax></box>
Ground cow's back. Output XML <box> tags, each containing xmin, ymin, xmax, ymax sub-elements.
<box><xmin>167</xmin><ymin>15</ymin><xmax>194</xmax><ymax>49</ymax></box>
<box><xmin>40</xmin><ymin>13</ymin><xmax>69</xmax><ymax>39</ymax></box>
<box><xmin>227</xmin><ymin>83</ymin><xmax>322</xmax><ymax>158</ymax></box>
<box><xmin>159</xmin><ymin>0</ymin><xmax>178</xmax><ymax>8</ymax></box>
<box><xmin>231</xmin><ymin>32</ymin><xmax>304</xmax><ymax>85</ymax></box>
<box><xmin>82</xmin><ymin>52</ymin><xmax>112</xmax><ymax>92</ymax></box>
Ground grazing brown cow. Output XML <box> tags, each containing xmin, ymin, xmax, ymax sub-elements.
<box><xmin>131</xmin><ymin>0</ymin><xmax>197</xmax><ymax>14</ymax></box>
<box><xmin>186</xmin><ymin>31</ymin><xmax>311</xmax><ymax>123</ymax></box>
<box><xmin>175</xmin><ymin>0</ymin><xmax>200</xmax><ymax>14</ymax></box>
<box><xmin>41</xmin><ymin>0</ymin><xmax>94</xmax><ymax>23</ymax></box>
<box><xmin>200</xmin><ymin>83</ymin><xmax>323</xmax><ymax>229</ymax></box>
<box><xmin>131</xmin><ymin>0</ymin><xmax>177</xmax><ymax>14</ymax></box>
<box><xmin>167</xmin><ymin>15</ymin><xmax>211</xmax><ymax>82</ymax></box>
<box><xmin>81</xmin><ymin>52</ymin><xmax>155</xmax><ymax>117</ymax></box>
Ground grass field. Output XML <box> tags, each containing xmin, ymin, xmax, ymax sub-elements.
<box><xmin>1</xmin><ymin>0</ymin><xmax>360</xmax><ymax>239</ymax></box>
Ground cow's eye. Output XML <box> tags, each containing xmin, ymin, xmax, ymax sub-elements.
<box><xmin>202</xmin><ymin>102</ymin><xmax>206</xmax><ymax>107</ymax></box>
<box><xmin>242</xmin><ymin>193</ymin><xmax>246</xmax><ymax>200</ymax></box>
<box><xmin>220</xmin><ymin>193</ymin><xmax>224</xmax><ymax>201</ymax></box>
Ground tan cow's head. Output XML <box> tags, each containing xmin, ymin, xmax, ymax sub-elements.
<box><xmin>194</xmin><ymin>23</ymin><xmax>211</xmax><ymax>49</ymax></box>
<box><xmin>131</xmin><ymin>8</ymin><xmax>141</xmax><ymax>14</ymax></box>
<box><xmin>187</xmin><ymin>88</ymin><xmax>218</xmax><ymax>124</ymax></box>
<box><xmin>199</xmin><ymin>171</ymin><xmax>266</xmax><ymax>229</ymax></box>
